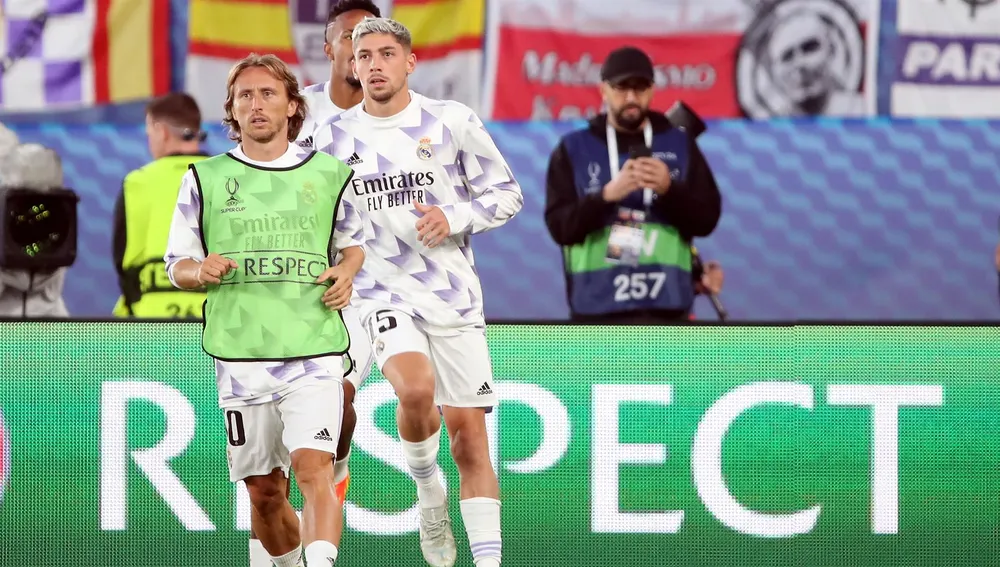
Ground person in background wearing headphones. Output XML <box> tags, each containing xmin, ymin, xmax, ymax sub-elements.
<box><xmin>112</xmin><ymin>92</ymin><xmax>209</xmax><ymax>318</ymax></box>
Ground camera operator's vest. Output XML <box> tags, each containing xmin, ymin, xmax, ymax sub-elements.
<box><xmin>114</xmin><ymin>155</ymin><xmax>208</xmax><ymax>318</ymax></box>
<box><xmin>561</xmin><ymin>127</ymin><xmax>694</xmax><ymax>316</ymax></box>
<box><xmin>192</xmin><ymin>151</ymin><xmax>352</xmax><ymax>362</ymax></box>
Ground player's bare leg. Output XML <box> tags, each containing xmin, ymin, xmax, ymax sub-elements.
<box><xmin>442</xmin><ymin>407</ymin><xmax>502</xmax><ymax>567</ymax></box>
<box><xmin>249</xmin><ymin>480</ymin><xmax>294</xmax><ymax>567</ymax></box>
<box><xmin>245</xmin><ymin>469</ymin><xmax>303</xmax><ymax>567</ymax></box>
<box><xmin>383</xmin><ymin>352</ymin><xmax>457</xmax><ymax>567</ymax></box>
<box><xmin>291</xmin><ymin>448</ymin><xmax>344</xmax><ymax>565</ymax></box>
<box><xmin>333</xmin><ymin>382</ymin><xmax>358</xmax><ymax>502</ymax></box>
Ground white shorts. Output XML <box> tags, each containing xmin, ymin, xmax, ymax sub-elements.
<box><xmin>342</xmin><ymin>305</ymin><xmax>373</xmax><ymax>391</ymax></box>
<box><xmin>223</xmin><ymin>381</ymin><xmax>343</xmax><ymax>482</ymax></box>
<box><xmin>362</xmin><ymin>306</ymin><xmax>498</xmax><ymax>408</ymax></box>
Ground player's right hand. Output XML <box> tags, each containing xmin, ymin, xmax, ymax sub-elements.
<box><xmin>602</xmin><ymin>159</ymin><xmax>644</xmax><ymax>202</ymax></box>
<box><xmin>197</xmin><ymin>254</ymin><xmax>238</xmax><ymax>285</ymax></box>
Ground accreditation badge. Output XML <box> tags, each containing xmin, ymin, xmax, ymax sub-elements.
<box><xmin>605</xmin><ymin>208</ymin><xmax>646</xmax><ymax>267</ymax></box>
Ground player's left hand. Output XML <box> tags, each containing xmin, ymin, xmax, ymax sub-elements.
<box><xmin>414</xmin><ymin>201</ymin><xmax>451</xmax><ymax>248</ymax></box>
<box><xmin>634</xmin><ymin>157</ymin><xmax>671</xmax><ymax>195</ymax></box>
<box><xmin>316</xmin><ymin>264</ymin><xmax>353</xmax><ymax>310</ymax></box>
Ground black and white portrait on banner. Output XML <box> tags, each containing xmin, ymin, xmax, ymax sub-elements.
<box><xmin>736</xmin><ymin>0</ymin><xmax>872</xmax><ymax>118</ymax></box>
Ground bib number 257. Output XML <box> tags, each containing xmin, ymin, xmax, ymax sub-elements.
<box><xmin>613</xmin><ymin>272</ymin><xmax>666</xmax><ymax>302</ymax></box>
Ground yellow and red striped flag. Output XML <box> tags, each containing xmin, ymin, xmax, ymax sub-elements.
<box><xmin>393</xmin><ymin>0</ymin><xmax>485</xmax><ymax>111</ymax></box>
<box><xmin>0</xmin><ymin>0</ymin><xmax>170</xmax><ymax>112</ymax></box>
<box><xmin>185</xmin><ymin>0</ymin><xmax>301</xmax><ymax>122</ymax></box>
<box><xmin>185</xmin><ymin>0</ymin><xmax>485</xmax><ymax>122</ymax></box>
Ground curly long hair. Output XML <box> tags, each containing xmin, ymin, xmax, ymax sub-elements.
<box><xmin>222</xmin><ymin>53</ymin><xmax>307</xmax><ymax>143</ymax></box>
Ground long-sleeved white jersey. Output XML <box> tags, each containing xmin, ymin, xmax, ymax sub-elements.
<box><xmin>296</xmin><ymin>81</ymin><xmax>349</xmax><ymax>148</ymax></box>
<box><xmin>313</xmin><ymin>91</ymin><xmax>523</xmax><ymax>332</ymax></box>
<box><xmin>163</xmin><ymin>143</ymin><xmax>366</xmax><ymax>407</ymax></box>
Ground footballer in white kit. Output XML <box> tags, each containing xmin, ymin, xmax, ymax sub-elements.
<box><xmin>166</xmin><ymin>53</ymin><xmax>365</xmax><ymax>567</ymax></box>
<box><xmin>314</xmin><ymin>92</ymin><xmax>521</xmax><ymax>404</ymax></box>
<box><xmin>245</xmin><ymin>4</ymin><xmax>383</xmax><ymax>567</ymax></box>
<box><xmin>314</xmin><ymin>16</ymin><xmax>522</xmax><ymax>567</ymax></box>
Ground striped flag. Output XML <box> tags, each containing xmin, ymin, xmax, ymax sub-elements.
<box><xmin>392</xmin><ymin>0</ymin><xmax>484</xmax><ymax>112</ymax></box>
<box><xmin>185</xmin><ymin>0</ymin><xmax>302</xmax><ymax>122</ymax></box>
<box><xmin>186</xmin><ymin>0</ymin><xmax>485</xmax><ymax>122</ymax></box>
<box><xmin>0</xmin><ymin>0</ymin><xmax>170</xmax><ymax>112</ymax></box>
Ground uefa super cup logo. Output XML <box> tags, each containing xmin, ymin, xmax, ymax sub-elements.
<box><xmin>0</xmin><ymin>408</ymin><xmax>8</xmax><ymax>505</ymax></box>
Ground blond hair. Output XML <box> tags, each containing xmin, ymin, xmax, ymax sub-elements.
<box><xmin>222</xmin><ymin>53</ymin><xmax>307</xmax><ymax>142</ymax></box>
<box><xmin>351</xmin><ymin>17</ymin><xmax>412</xmax><ymax>50</ymax></box>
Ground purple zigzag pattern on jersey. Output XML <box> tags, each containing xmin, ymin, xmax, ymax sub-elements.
<box><xmin>327</xmin><ymin>121</ymin><xmax>356</xmax><ymax>157</ymax></box>
<box><xmin>397</xmin><ymin>108</ymin><xmax>434</xmax><ymax>140</ymax></box>
<box><xmin>230</xmin><ymin>375</ymin><xmax>250</xmax><ymax>397</ymax></box>
<box><xmin>354</xmin><ymin>137</ymin><xmax>370</xmax><ymax>157</ymax></box>
<box><xmin>410</xmin><ymin>253</ymin><xmax>444</xmax><ymax>285</ymax></box>
<box><xmin>301</xmin><ymin>359</ymin><xmax>322</xmax><ymax>375</ymax></box>
<box><xmin>472</xmin><ymin>200</ymin><xmax>499</xmax><ymax>220</ymax></box>
<box><xmin>375</xmin><ymin>152</ymin><xmax>396</xmax><ymax>174</ymax></box>
<box><xmin>466</xmin><ymin>153</ymin><xmax>496</xmax><ymax>186</ymax></box>
<box><xmin>371</xmin><ymin>219</ymin><xmax>385</xmax><ymax>240</ymax></box>
<box><xmin>390</xmin><ymin>292</ymin><xmax>405</xmax><ymax>305</ymax></box>
<box><xmin>458</xmin><ymin>237</ymin><xmax>478</xmax><ymax>277</ymax></box>
<box><xmin>175</xmin><ymin>200</ymin><xmax>202</xmax><ymax>244</ymax></box>
<box><xmin>443</xmin><ymin>162</ymin><xmax>470</xmax><ymax>199</ymax></box>
<box><xmin>357</xmin><ymin>287</ymin><xmax>389</xmax><ymax>301</ymax></box>
<box><xmin>340</xmin><ymin>199</ymin><xmax>364</xmax><ymax>242</ymax></box>
<box><xmin>466</xmin><ymin>154</ymin><xmax>518</xmax><ymax>195</ymax></box>
<box><xmin>446</xmin><ymin>270</ymin><xmax>464</xmax><ymax>293</ymax></box>
<box><xmin>266</xmin><ymin>363</ymin><xmax>297</xmax><ymax>381</ymax></box>
<box><xmin>430</xmin><ymin>269</ymin><xmax>464</xmax><ymax>303</ymax></box>
<box><xmin>366</xmin><ymin>219</ymin><xmax>386</xmax><ymax>248</ymax></box>
<box><xmin>456</xmin><ymin>288</ymin><xmax>479</xmax><ymax>318</ymax></box>
<box><xmin>384</xmin><ymin>236</ymin><xmax>416</xmax><ymax>268</ymax></box>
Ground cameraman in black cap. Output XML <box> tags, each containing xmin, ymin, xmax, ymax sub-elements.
<box><xmin>544</xmin><ymin>46</ymin><xmax>722</xmax><ymax>324</ymax></box>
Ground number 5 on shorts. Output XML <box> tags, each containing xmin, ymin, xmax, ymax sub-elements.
<box><xmin>367</xmin><ymin>309</ymin><xmax>398</xmax><ymax>338</ymax></box>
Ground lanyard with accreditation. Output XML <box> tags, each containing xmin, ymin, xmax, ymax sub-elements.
<box><xmin>604</xmin><ymin>121</ymin><xmax>654</xmax><ymax>267</ymax></box>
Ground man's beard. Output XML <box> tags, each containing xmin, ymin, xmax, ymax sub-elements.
<box><xmin>368</xmin><ymin>83</ymin><xmax>400</xmax><ymax>104</ymax></box>
<box><xmin>346</xmin><ymin>74</ymin><xmax>361</xmax><ymax>89</ymax></box>
<box><xmin>243</xmin><ymin>118</ymin><xmax>284</xmax><ymax>144</ymax></box>
<box><xmin>615</xmin><ymin>104</ymin><xmax>648</xmax><ymax>131</ymax></box>
<box><xmin>247</xmin><ymin>130</ymin><xmax>278</xmax><ymax>143</ymax></box>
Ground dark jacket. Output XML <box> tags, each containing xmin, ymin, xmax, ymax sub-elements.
<box><xmin>544</xmin><ymin>112</ymin><xmax>722</xmax><ymax>323</ymax></box>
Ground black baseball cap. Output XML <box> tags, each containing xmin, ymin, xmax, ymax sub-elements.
<box><xmin>600</xmin><ymin>46</ymin><xmax>655</xmax><ymax>86</ymax></box>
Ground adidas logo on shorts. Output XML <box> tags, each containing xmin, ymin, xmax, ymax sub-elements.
<box><xmin>345</xmin><ymin>152</ymin><xmax>363</xmax><ymax>166</ymax></box>
<box><xmin>477</xmin><ymin>382</ymin><xmax>493</xmax><ymax>396</ymax></box>
<box><xmin>314</xmin><ymin>428</ymin><xmax>333</xmax><ymax>441</ymax></box>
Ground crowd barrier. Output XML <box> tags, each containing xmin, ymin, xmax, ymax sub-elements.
<box><xmin>0</xmin><ymin>320</ymin><xmax>996</xmax><ymax>566</ymax></box>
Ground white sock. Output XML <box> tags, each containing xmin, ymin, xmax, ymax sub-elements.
<box><xmin>304</xmin><ymin>540</ymin><xmax>339</xmax><ymax>566</ymax></box>
<box><xmin>461</xmin><ymin>497</ymin><xmax>502</xmax><ymax>565</ymax></box>
<box><xmin>333</xmin><ymin>448</ymin><xmax>350</xmax><ymax>485</ymax></box>
<box><xmin>269</xmin><ymin>545</ymin><xmax>303</xmax><ymax>567</ymax></box>
<box><xmin>400</xmin><ymin>428</ymin><xmax>446</xmax><ymax>508</ymax></box>
<box><xmin>249</xmin><ymin>538</ymin><xmax>272</xmax><ymax>567</ymax></box>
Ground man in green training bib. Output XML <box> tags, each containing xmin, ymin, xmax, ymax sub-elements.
<box><xmin>163</xmin><ymin>53</ymin><xmax>364</xmax><ymax>567</ymax></box>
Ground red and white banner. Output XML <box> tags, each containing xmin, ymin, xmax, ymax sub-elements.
<box><xmin>482</xmin><ymin>0</ymin><xmax>879</xmax><ymax>120</ymax></box>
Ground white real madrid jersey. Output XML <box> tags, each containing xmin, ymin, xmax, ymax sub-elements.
<box><xmin>313</xmin><ymin>91</ymin><xmax>524</xmax><ymax>332</ymax></box>
<box><xmin>296</xmin><ymin>81</ymin><xmax>347</xmax><ymax>148</ymax></box>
